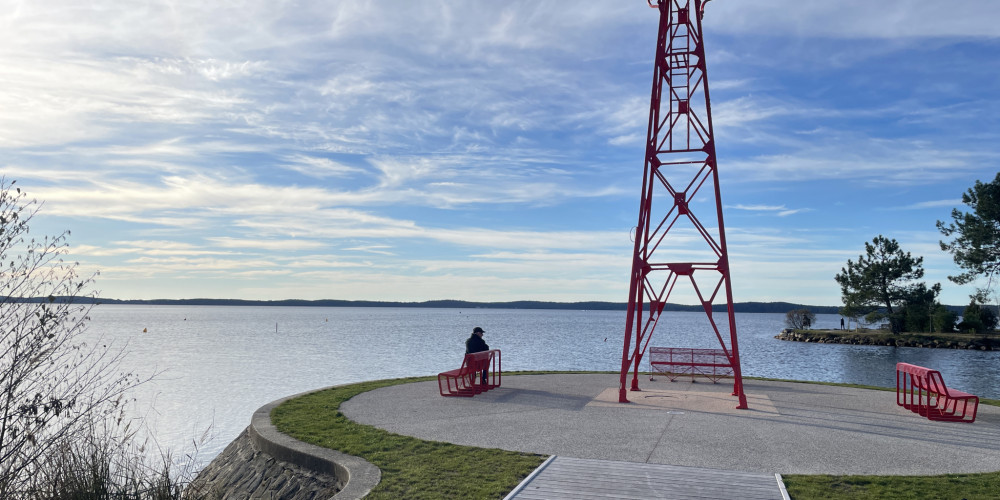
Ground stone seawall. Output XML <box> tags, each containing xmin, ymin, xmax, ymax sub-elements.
<box><xmin>188</xmin><ymin>428</ymin><xmax>341</xmax><ymax>499</ymax></box>
<box><xmin>776</xmin><ymin>329</ymin><xmax>998</xmax><ymax>350</ymax></box>
<box><xmin>188</xmin><ymin>389</ymin><xmax>381</xmax><ymax>500</ymax></box>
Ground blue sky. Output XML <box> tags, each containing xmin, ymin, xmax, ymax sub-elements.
<box><xmin>2</xmin><ymin>0</ymin><xmax>998</xmax><ymax>305</ymax></box>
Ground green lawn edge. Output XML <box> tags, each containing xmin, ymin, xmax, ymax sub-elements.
<box><xmin>269</xmin><ymin>376</ymin><xmax>545</xmax><ymax>499</ymax></box>
<box><xmin>270</xmin><ymin>372</ymin><xmax>1000</xmax><ymax>500</ymax></box>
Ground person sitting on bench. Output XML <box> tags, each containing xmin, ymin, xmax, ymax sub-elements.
<box><xmin>466</xmin><ymin>326</ymin><xmax>490</xmax><ymax>384</ymax></box>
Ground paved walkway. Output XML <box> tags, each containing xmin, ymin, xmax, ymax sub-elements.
<box><xmin>340</xmin><ymin>373</ymin><xmax>1000</xmax><ymax>498</ymax></box>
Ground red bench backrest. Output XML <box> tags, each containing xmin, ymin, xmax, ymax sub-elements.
<box><xmin>463</xmin><ymin>350</ymin><xmax>494</xmax><ymax>372</ymax></box>
<box><xmin>897</xmin><ymin>362</ymin><xmax>948</xmax><ymax>392</ymax></box>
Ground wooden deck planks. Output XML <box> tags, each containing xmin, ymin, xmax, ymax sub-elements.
<box><xmin>505</xmin><ymin>456</ymin><xmax>787</xmax><ymax>500</ymax></box>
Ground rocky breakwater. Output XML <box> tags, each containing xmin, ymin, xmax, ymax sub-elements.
<box><xmin>775</xmin><ymin>329</ymin><xmax>998</xmax><ymax>350</ymax></box>
<box><xmin>189</xmin><ymin>390</ymin><xmax>380</xmax><ymax>499</ymax></box>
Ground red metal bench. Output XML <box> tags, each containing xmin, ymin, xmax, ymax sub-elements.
<box><xmin>896</xmin><ymin>362</ymin><xmax>979</xmax><ymax>423</ymax></box>
<box><xmin>438</xmin><ymin>349</ymin><xmax>502</xmax><ymax>397</ymax></box>
<box><xmin>649</xmin><ymin>347</ymin><xmax>734</xmax><ymax>383</ymax></box>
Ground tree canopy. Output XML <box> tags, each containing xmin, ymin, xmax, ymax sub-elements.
<box><xmin>834</xmin><ymin>235</ymin><xmax>938</xmax><ymax>334</ymax></box>
<box><xmin>958</xmin><ymin>301</ymin><xmax>998</xmax><ymax>333</ymax></box>
<box><xmin>937</xmin><ymin>172</ymin><xmax>1000</xmax><ymax>300</ymax></box>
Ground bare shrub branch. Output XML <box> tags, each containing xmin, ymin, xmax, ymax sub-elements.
<box><xmin>0</xmin><ymin>178</ymin><xmax>156</xmax><ymax>496</ymax></box>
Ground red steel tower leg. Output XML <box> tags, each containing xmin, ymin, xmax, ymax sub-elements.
<box><xmin>619</xmin><ymin>0</ymin><xmax>748</xmax><ymax>409</ymax></box>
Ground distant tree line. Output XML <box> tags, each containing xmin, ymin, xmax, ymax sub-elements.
<box><xmin>8</xmin><ymin>296</ymin><xmax>852</xmax><ymax>314</ymax></box>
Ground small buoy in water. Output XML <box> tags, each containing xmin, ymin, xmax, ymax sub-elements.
<box><xmin>143</xmin><ymin>328</ymin><xmax>147</xmax><ymax>333</ymax></box>
<box><xmin>604</xmin><ymin>337</ymin><xmax>607</xmax><ymax>342</ymax></box>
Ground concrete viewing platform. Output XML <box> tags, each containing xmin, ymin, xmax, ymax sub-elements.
<box><xmin>340</xmin><ymin>373</ymin><xmax>1000</xmax><ymax>499</ymax></box>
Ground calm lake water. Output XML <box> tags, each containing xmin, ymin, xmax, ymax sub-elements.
<box><xmin>83</xmin><ymin>304</ymin><xmax>1000</xmax><ymax>468</ymax></box>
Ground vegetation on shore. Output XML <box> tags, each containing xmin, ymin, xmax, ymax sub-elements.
<box><xmin>1</xmin><ymin>179</ymin><xmax>197</xmax><ymax>498</ymax></box>
<box><xmin>836</xmin><ymin>235</ymin><xmax>942</xmax><ymax>335</ymax></box>
<box><xmin>777</xmin><ymin>329</ymin><xmax>998</xmax><ymax>350</ymax></box>
<box><xmin>272</xmin><ymin>373</ymin><xmax>1000</xmax><ymax>500</ymax></box>
<box><xmin>831</xmin><ymin>174</ymin><xmax>1000</xmax><ymax>337</ymax></box>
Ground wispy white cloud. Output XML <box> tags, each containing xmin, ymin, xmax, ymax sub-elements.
<box><xmin>729</xmin><ymin>204</ymin><xmax>787</xmax><ymax>212</ymax></box>
<box><xmin>710</xmin><ymin>1</ymin><xmax>1000</xmax><ymax>38</ymax></box>
<box><xmin>122</xmin><ymin>255</ymin><xmax>278</xmax><ymax>274</ymax></box>
<box><xmin>711</xmin><ymin>79</ymin><xmax>753</xmax><ymax>91</ymax></box>
<box><xmin>278</xmin><ymin>155</ymin><xmax>367</xmax><ymax>179</ymax></box>
<box><xmin>0</xmin><ymin>55</ymin><xmax>258</xmax><ymax>148</ymax></box>
<box><xmin>723</xmin><ymin>136</ymin><xmax>990</xmax><ymax>185</ymax></box>
<box><xmin>206</xmin><ymin>237</ymin><xmax>328</xmax><ymax>251</ymax></box>
<box><xmin>71</xmin><ymin>240</ymin><xmax>236</xmax><ymax>258</ymax></box>
<box><xmin>727</xmin><ymin>204</ymin><xmax>808</xmax><ymax>217</ymax></box>
<box><xmin>776</xmin><ymin>209</ymin><xmax>807</xmax><ymax>217</ymax></box>
<box><xmin>714</xmin><ymin>96</ymin><xmax>800</xmax><ymax>130</ymax></box>
<box><xmin>891</xmin><ymin>199</ymin><xmax>963</xmax><ymax>211</ymax></box>
<box><xmin>343</xmin><ymin>245</ymin><xmax>395</xmax><ymax>256</ymax></box>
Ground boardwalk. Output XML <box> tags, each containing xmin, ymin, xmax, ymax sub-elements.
<box><xmin>504</xmin><ymin>456</ymin><xmax>787</xmax><ymax>500</ymax></box>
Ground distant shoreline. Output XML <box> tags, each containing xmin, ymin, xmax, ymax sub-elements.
<box><xmin>21</xmin><ymin>297</ymin><xmax>981</xmax><ymax>315</ymax></box>
<box><xmin>24</xmin><ymin>297</ymin><xmax>844</xmax><ymax>314</ymax></box>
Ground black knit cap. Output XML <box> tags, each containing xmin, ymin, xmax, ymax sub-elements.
<box><xmin>473</xmin><ymin>327</ymin><xmax>485</xmax><ymax>334</ymax></box>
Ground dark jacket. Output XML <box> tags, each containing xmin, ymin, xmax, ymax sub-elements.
<box><xmin>466</xmin><ymin>334</ymin><xmax>489</xmax><ymax>354</ymax></box>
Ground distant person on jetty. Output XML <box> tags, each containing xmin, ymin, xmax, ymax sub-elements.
<box><xmin>466</xmin><ymin>326</ymin><xmax>490</xmax><ymax>384</ymax></box>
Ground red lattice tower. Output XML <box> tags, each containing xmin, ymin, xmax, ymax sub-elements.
<box><xmin>618</xmin><ymin>0</ymin><xmax>747</xmax><ymax>408</ymax></box>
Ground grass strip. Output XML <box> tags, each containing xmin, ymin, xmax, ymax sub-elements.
<box><xmin>271</xmin><ymin>373</ymin><xmax>1000</xmax><ymax>500</ymax></box>
<box><xmin>270</xmin><ymin>376</ymin><xmax>544</xmax><ymax>499</ymax></box>
<box><xmin>782</xmin><ymin>472</ymin><xmax>1000</xmax><ymax>500</ymax></box>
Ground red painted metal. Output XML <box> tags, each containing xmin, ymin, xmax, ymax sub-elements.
<box><xmin>896</xmin><ymin>362</ymin><xmax>979</xmax><ymax>423</ymax></box>
<box><xmin>648</xmin><ymin>347</ymin><xmax>734</xmax><ymax>383</ymax></box>
<box><xmin>619</xmin><ymin>0</ymin><xmax>747</xmax><ymax>408</ymax></box>
<box><xmin>438</xmin><ymin>349</ymin><xmax>502</xmax><ymax>397</ymax></box>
